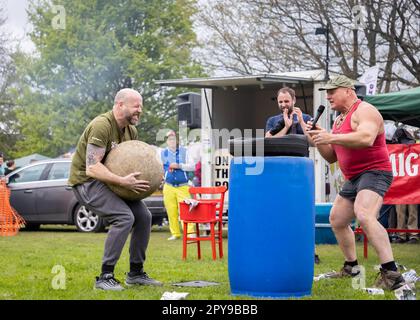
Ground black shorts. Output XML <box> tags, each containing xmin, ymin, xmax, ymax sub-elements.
<box><xmin>339</xmin><ymin>170</ymin><xmax>393</xmax><ymax>202</ymax></box>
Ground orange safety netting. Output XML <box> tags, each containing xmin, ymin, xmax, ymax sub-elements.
<box><xmin>0</xmin><ymin>180</ymin><xmax>25</xmax><ymax>236</ymax></box>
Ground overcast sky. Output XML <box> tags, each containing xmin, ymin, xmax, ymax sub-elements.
<box><xmin>2</xmin><ymin>0</ymin><xmax>35</xmax><ymax>52</ymax></box>
<box><xmin>1</xmin><ymin>0</ymin><xmax>205</xmax><ymax>55</ymax></box>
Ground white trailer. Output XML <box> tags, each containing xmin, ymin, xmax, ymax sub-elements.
<box><xmin>156</xmin><ymin>70</ymin><xmax>346</xmax><ymax>207</ymax></box>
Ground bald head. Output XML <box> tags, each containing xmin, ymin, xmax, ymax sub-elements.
<box><xmin>114</xmin><ymin>88</ymin><xmax>142</xmax><ymax>106</ymax></box>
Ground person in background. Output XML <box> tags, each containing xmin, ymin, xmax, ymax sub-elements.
<box><xmin>194</xmin><ymin>160</ymin><xmax>201</xmax><ymax>187</ymax></box>
<box><xmin>161</xmin><ymin>130</ymin><xmax>196</xmax><ymax>240</ymax></box>
<box><xmin>0</xmin><ymin>153</ymin><xmax>4</xmax><ymax>176</ymax></box>
<box><xmin>394</xmin><ymin>204</ymin><xmax>419</xmax><ymax>244</ymax></box>
<box><xmin>265</xmin><ymin>87</ymin><xmax>312</xmax><ymax>138</ymax></box>
<box><xmin>4</xmin><ymin>160</ymin><xmax>17</xmax><ymax>175</ymax></box>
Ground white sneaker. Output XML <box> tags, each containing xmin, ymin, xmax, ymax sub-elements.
<box><xmin>188</xmin><ymin>233</ymin><xmax>197</xmax><ymax>238</ymax></box>
<box><xmin>167</xmin><ymin>235</ymin><xmax>180</xmax><ymax>241</ymax></box>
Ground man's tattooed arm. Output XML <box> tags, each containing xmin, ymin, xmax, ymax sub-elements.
<box><xmin>85</xmin><ymin>143</ymin><xmax>114</xmax><ymax>182</ymax></box>
<box><xmin>86</xmin><ymin>144</ymin><xmax>106</xmax><ymax>168</ymax></box>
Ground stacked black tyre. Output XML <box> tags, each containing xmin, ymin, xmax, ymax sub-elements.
<box><xmin>228</xmin><ymin>134</ymin><xmax>309</xmax><ymax>157</ymax></box>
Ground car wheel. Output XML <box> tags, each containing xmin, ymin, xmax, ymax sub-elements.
<box><xmin>74</xmin><ymin>204</ymin><xmax>105</xmax><ymax>233</ymax></box>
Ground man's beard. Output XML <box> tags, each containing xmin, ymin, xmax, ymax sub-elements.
<box><xmin>126</xmin><ymin>113</ymin><xmax>139</xmax><ymax>125</ymax></box>
<box><xmin>281</xmin><ymin>106</ymin><xmax>293</xmax><ymax>115</ymax></box>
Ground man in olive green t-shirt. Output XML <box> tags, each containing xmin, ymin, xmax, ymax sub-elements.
<box><xmin>70</xmin><ymin>88</ymin><xmax>162</xmax><ymax>290</ymax></box>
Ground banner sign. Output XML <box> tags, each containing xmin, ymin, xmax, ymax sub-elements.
<box><xmin>359</xmin><ymin>66</ymin><xmax>379</xmax><ymax>95</ymax></box>
<box><xmin>384</xmin><ymin>144</ymin><xmax>420</xmax><ymax>204</ymax></box>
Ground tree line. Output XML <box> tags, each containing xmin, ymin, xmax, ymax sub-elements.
<box><xmin>195</xmin><ymin>0</ymin><xmax>419</xmax><ymax>91</ymax></box>
<box><xmin>0</xmin><ymin>0</ymin><xmax>204</xmax><ymax>158</ymax></box>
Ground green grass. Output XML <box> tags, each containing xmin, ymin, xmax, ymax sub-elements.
<box><xmin>0</xmin><ymin>226</ymin><xmax>418</xmax><ymax>300</ymax></box>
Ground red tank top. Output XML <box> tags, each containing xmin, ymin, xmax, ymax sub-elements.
<box><xmin>332</xmin><ymin>99</ymin><xmax>391</xmax><ymax>180</ymax></box>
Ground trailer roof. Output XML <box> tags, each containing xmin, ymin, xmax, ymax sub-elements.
<box><xmin>156</xmin><ymin>70</ymin><xmax>326</xmax><ymax>88</ymax></box>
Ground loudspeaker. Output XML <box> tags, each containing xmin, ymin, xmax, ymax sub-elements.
<box><xmin>177</xmin><ymin>92</ymin><xmax>201</xmax><ymax>129</ymax></box>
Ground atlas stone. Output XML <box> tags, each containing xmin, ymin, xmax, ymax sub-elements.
<box><xmin>104</xmin><ymin>140</ymin><xmax>163</xmax><ymax>200</ymax></box>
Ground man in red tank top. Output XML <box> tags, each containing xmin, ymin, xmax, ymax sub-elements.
<box><xmin>306</xmin><ymin>75</ymin><xmax>405</xmax><ymax>291</ymax></box>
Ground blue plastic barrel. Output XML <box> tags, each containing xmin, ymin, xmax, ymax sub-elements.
<box><xmin>228</xmin><ymin>156</ymin><xmax>315</xmax><ymax>298</ymax></box>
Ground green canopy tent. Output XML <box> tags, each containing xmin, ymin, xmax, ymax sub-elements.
<box><xmin>364</xmin><ymin>87</ymin><xmax>420</xmax><ymax>128</ymax></box>
<box><xmin>14</xmin><ymin>153</ymin><xmax>51</xmax><ymax>168</ymax></box>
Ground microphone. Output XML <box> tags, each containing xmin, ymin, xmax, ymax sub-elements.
<box><xmin>311</xmin><ymin>105</ymin><xmax>326</xmax><ymax>130</ymax></box>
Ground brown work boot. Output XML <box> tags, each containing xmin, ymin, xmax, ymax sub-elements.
<box><xmin>374</xmin><ymin>268</ymin><xmax>405</xmax><ymax>291</ymax></box>
<box><xmin>327</xmin><ymin>264</ymin><xmax>361</xmax><ymax>278</ymax></box>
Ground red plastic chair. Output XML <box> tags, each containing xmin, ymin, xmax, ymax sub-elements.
<box><xmin>180</xmin><ymin>186</ymin><xmax>227</xmax><ymax>260</ymax></box>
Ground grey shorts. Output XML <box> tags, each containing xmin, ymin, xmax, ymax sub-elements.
<box><xmin>339</xmin><ymin>170</ymin><xmax>393</xmax><ymax>201</ymax></box>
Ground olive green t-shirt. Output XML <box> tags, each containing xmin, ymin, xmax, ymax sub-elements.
<box><xmin>68</xmin><ymin>111</ymin><xmax>138</xmax><ymax>186</ymax></box>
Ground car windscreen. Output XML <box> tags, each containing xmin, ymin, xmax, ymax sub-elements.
<box><xmin>47</xmin><ymin>162</ymin><xmax>71</xmax><ymax>180</ymax></box>
<box><xmin>9</xmin><ymin>163</ymin><xmax>48</xmax><ymax>183</ymax></box>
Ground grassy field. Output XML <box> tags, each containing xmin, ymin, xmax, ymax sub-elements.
<box><xmin>0</xmin><ymin>225</ymin><xmax>418</xmax><ymax>300</ymax></box>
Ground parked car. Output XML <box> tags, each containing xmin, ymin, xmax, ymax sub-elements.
<box><xmin>5</xmin><ymin>159</ymin><xmax>167</xmax><ymax>232</ymax></box>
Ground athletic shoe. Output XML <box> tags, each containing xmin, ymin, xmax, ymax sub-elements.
<box><xmin>374</xmin><ymin>268</ymin><xmax>405</xmax><ymax>291</ymax></box>
<box><xmin>327</xmin><ymin>264</ymin><xmax>361</xmax><ymax>278</ymax></box>
<box><xmin>125</xmin><ymin>272</ymin><xmax>163</xmax><ymax>287</ymax></box>
<box><xmin>167</xmin><ymin>235</ymin><xmax>180</xmax><ymax>241</ymax></box>
<box><xmin>315</xmin><ymin>254</ymin><xmax>320</xmax><ymax>265</ymax></box>
<box><xmin>94</xmin><ymin>273</ymin><xmax>124</xmax><ymax>291</ymax></box>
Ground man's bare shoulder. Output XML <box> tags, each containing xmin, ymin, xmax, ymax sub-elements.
<box><xmin>355</xmin><ymin>101</ymin><xmax>383</xmax><ymax>119</ymax></box>
<box><xmin>354</xmin><ymin>101</ymin><xmax>385</xmax><ymax>134</ymax></box>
